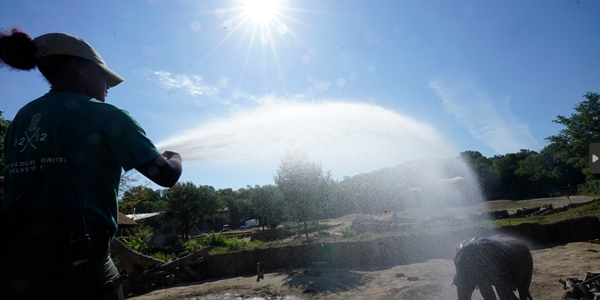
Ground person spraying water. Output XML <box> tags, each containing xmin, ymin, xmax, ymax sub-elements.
<box><xmin>0</xmin><ymin>28</ymin><xmax>182</xmax><ymax>299</ymax></box>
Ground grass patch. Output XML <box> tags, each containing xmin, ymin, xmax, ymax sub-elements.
<box><xmin>414</xmin><ymin>220</ymin><xmax>497</xmax><ymax>235</ymax></box>
<box><xmin>151</xmin><ymin>252</ymin><xmax>171</xmax><ymax>262</ymax></box>
<box><xmin>341</xmin><ymin>227</ymin><xmax>355</xmax><ymax>238</ymax></box>
<box><xmin>337</xmin><ymin>199</ymin><xmax>598</xmax><ymax>239</ymax></box>
<box><xmin>183</xmin><ymin>232</ymin><xmax>264</xmax><ymax>254</ymax></box>
<box><xmin>119</xmin><ymin>225</ymin><xmax>153</xmax><ymax>255</ymax></box>
<box><xmin>494</xmin><ymin>200</ymin><xmax>600</xmax><ymax>226</ymax></box>
<box><xmin>282</xmin><ymin>221</ymin><xmax>336</xmax><ymax>233</ymax></box>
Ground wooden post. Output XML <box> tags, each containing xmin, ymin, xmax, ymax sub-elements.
<box><xmin>256</xmin><ymin>263</ymin><xmax>264</xmax><ymax>282</ymax></box>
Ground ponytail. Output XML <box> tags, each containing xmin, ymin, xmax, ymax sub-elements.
<box><xmin>0</xmin><ymin>27</ymin><xmax>38</xmax><ymax>71</ymax></box>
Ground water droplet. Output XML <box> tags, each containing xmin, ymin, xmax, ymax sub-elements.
<box><xmin>337</xmin><ymin>78</ymin><xmax>346</xmax><ymax>87</ymax></box>
<box><xmin>142</xmin><ymin>46</ymin><xmax>154</xmax><ymax>56</ymax></box>
<box><xmin>261</xmin><ymin>35</ymin><xmax>270</xmax><ymax>45</ymax></box>
<box><xmin>278</xmin><ymin>24</ymin><xmax>288</xmax><ymax>35</ymax></box>
<box><xmin>342</xmin><ymin>50</ymin><xmax>352</xmax><ymax>59</ymax></box>
<box><xmin>196</xmin><ymin>3</ymin><xmax>207</xmax><ymax>13</ymax></box>
<box><xmin>190</xmin><ymin>21</ymin><xmax>201</xmax><ymax>32</ymax></box>
<box><xmin>215</xmin><ymin>8</ymin><xmax>225</xmax><ymax>18</ymax></box>
<box><xmin>349</xmin><ymin>72</ymin><xmax>358</xmax><ymax>81</ymax></box>
<box><xmin>302</xmin><ymin>54</ymin><xmax>311</xmax><ymax>63</ymax></box>
<box><xmin>223</xmin><ymin>20</ymin><xmax>233</xmax><ymax>30</ymax></box>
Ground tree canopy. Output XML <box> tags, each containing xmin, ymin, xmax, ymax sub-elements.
<box><xmin>274</xmin><ymin>153</ymin><xmax>333</xmax><ymax>239</ymax></box>
<box><xmin>162</xmin><ymin>182</ymin><xmax>222</xmax><ymax>240</ymax></box>
<box><xmin>546</xmin><ymin>92</ymin><xmax>600</xmax><ymax>180</ymax></box>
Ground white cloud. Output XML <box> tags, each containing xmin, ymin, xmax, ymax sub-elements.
<box><xmin>153</xmin><ymin>70</ymin><xmax>220</xmax><ymax>97</ymax></box>
<box><xmin>429</xmin><ymin>77</ymin><xmax>538</xmax><ymax>154</ymax></box>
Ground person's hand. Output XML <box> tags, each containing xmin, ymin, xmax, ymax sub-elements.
<box><xmin>162</xmin><ymin>151</ymin><xmax>179</xmax><ymax>160</ymax></box>
<box><xmin>137</xmin><ymin>151</ymin><xmax>182</xmax><ymax>187</ymax></box>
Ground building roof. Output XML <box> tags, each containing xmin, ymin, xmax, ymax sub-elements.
<box><xmin>125</xmin><ymin>212</ymin><xmax>162</xmax><ymax>221</ymax></box>
<box><xmin>118</xmin><ymin>212</ymin><xmax>137</xmax><ymax>226</ymax></box>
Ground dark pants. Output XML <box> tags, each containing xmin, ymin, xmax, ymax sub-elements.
<box><xmin>1</xmin><ymin>217</ymin><xmax>124</xmax><ymax>300</ymax></box>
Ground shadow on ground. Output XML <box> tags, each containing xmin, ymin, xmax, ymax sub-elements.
<box><xmin>280</xmin><ymin>267</ymin><xmax>373</xmax><ymax>294</ymax></box>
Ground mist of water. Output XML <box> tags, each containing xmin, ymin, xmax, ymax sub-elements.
<box><xmin>156</xmin><ymin>96</ymin><xmax>484</xmax><ymax>205</ymax></box>
<box><xmin>160</xmin><ymin>97</ymin><xmax>487</xmax><ymax>297</ymax></box>
<box><xmin>160</xmin><ymin>99</ymin><xmax>448</xmax><ymax>171</ymax></box>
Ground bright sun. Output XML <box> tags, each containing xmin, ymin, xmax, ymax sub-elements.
<box><xmin>244</xmin><ymin>0</ymin><xmax>278</xmax><ymax>23</ymax></box>
<box><xmin>198</xmin><ymin>0</ymin><xmax>303</xmax><ymax>82</ymax></box>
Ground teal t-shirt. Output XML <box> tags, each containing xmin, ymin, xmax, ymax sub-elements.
<box><xmin>4</xmin><ymin>91</ymin><xmax>161</xmax><ymax>237</ymax></box>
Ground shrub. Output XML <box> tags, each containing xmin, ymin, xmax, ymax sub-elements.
<box><xmin>578</xmin><ymin>180</ymin><xmax>600</xmax><ymax>195</ymax></box>
<box><xmin>282</xmin><ymin>222</ymin><xmax>298</xmax><ymax>231</ymax></box>
<box><xmin>341</xmin><ymin>227</ymin><xmax>354</xmax><ymax>238</ymax></box>
<box><xmin>226</xmin><ymin>238</ymin><xmax>249</xmax><ymax>251</ymax></box>
<box><xmin>184</xmin><ymin>238</ymin><xmax>204</xmax><ymax>253</ymax></box>
<box><xmin>203</xmin><ymin>232</ymin><xmax>228</xmax><ymax>248</ymax></box>
<box><xmin>120</xmin><ymin>225</ymin><xmax>154</xmax><ymax>255</ymax></box>
<box><xmin>151</xmin><ymin>252</ymin><xmax>171</xmax><ymax>262</ymax></box>
<box><xmin>181</xmin><ymin>232</ymin><xmax>263</xmax><ymax>253</ymax></box>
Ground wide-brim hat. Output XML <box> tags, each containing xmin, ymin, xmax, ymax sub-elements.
<box><xmin>33</xmin><ymin>33</ymin><xmax>124</xmax><ymax>87</ymax></box>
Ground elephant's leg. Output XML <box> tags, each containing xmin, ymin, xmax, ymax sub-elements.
<box><xmin>516</xmin><ymin>286</ymin><xmax>532</xmax><ymax>300</ymax></box>
<box><xmin>478</xmin><ymin>284</ymin><xmax>497</xmax><ymax>300</ymax></box>
<box><xmin>494</xmin><ymin>283</ymin><xmax>519</xmax><ymax>300</ymax></box>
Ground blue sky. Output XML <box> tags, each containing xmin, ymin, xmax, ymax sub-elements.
<box><xmin>1</xmin><ymin>0</ymin><xmax>599</xmax><ymax>190</ymax></box>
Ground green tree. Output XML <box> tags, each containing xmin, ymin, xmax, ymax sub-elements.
<box><xmin>546</xmin><ymin>92</ymin><xmax>600</xmax><ymax>181</ymax></box>
<box><xmin>120</xmin><ymin>185</ymin><xmax>166</xmax><ymax>214</ymax></box>
<box><xmin>135</xmin><ymin>193</ymin><xmax>168</xmax><ymax>213</ymax></box>
<box><xmin>539</xmin><ymin>144</ymin><xmax>585</xmax><ymax>187</ymax></box>
<box><xmin>162</xmin><ymin>182</ymin><xmax>221</xmax><ymax>241</ymax></box>
<box><xmin>249</xmin><ymin>184</ymin><xmax>285</xmax><ymax>229</ymax></box>
<box><xmin>217</xmin><ymin>187</ymin><xmax>255</xmax><ymax>228</ymax></box>
<box><xmin>514</xmin><ymin>152</ymin><xmax>553</xmax><ymax>193</ymax></box>
<box><xmin>489</xmin><ymin>149</ymin><xmax>538</xmax><ymax>199</ymax></box>
<box><xmin>118</xmin><ymin>170</ymin><xmax>141</xmax><ymax>200</ymax></box>
<box><xmin>120</xmin><ymin>185</ymin><xmax>151</xmax><ymax>214</ymax></box>
<box><xmin>460</xmin><ymin>151</ymin><xmax>496</xmax><ymax>199</ymax></box>
<box><xmin>274</xmin><ymin>153</ymin><xmax>333</xmax><ymax>240</ymax></box>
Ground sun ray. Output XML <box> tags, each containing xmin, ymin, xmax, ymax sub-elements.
<box><xmin>190</xmin><ymin>0</ymin><xmax>319</xmax><ymax>89</ymax></box>
<box><xmin>265</xmin><ymin>21</ymin><xmax>286</xmax><ymax>91</ymax></box>
<box><xmin>239</xmin><ymin>21</ymin><xmax>261</xmax><ymax>89</ymax></box>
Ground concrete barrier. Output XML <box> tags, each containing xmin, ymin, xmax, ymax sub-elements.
<box><xmin>205</xmin><ymin>216</ymin><xmax>600</xmax><ymax>278</ymax></box>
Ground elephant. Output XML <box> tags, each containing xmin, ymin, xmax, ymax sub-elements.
<box><xmin>453</xmin><ymin>236</ymin><xmax>533</xmax><ymax>300</ymax></box>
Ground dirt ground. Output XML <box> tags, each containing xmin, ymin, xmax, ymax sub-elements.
<box><xmin>128</xmin><ymin>241</ymin><xmax>600</xmax><ymax>300</ymax></box>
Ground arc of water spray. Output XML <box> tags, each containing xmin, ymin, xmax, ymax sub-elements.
<box><xmin>156</xmin><ymin>99</ymin><xmax>457</xmax><ymax>172</ymax></box>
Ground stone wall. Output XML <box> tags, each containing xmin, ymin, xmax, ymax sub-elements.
<box><xmin>205</xmin><ymin>216</ymin><xmax>600</xmax><ymax>278</ymax></box>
